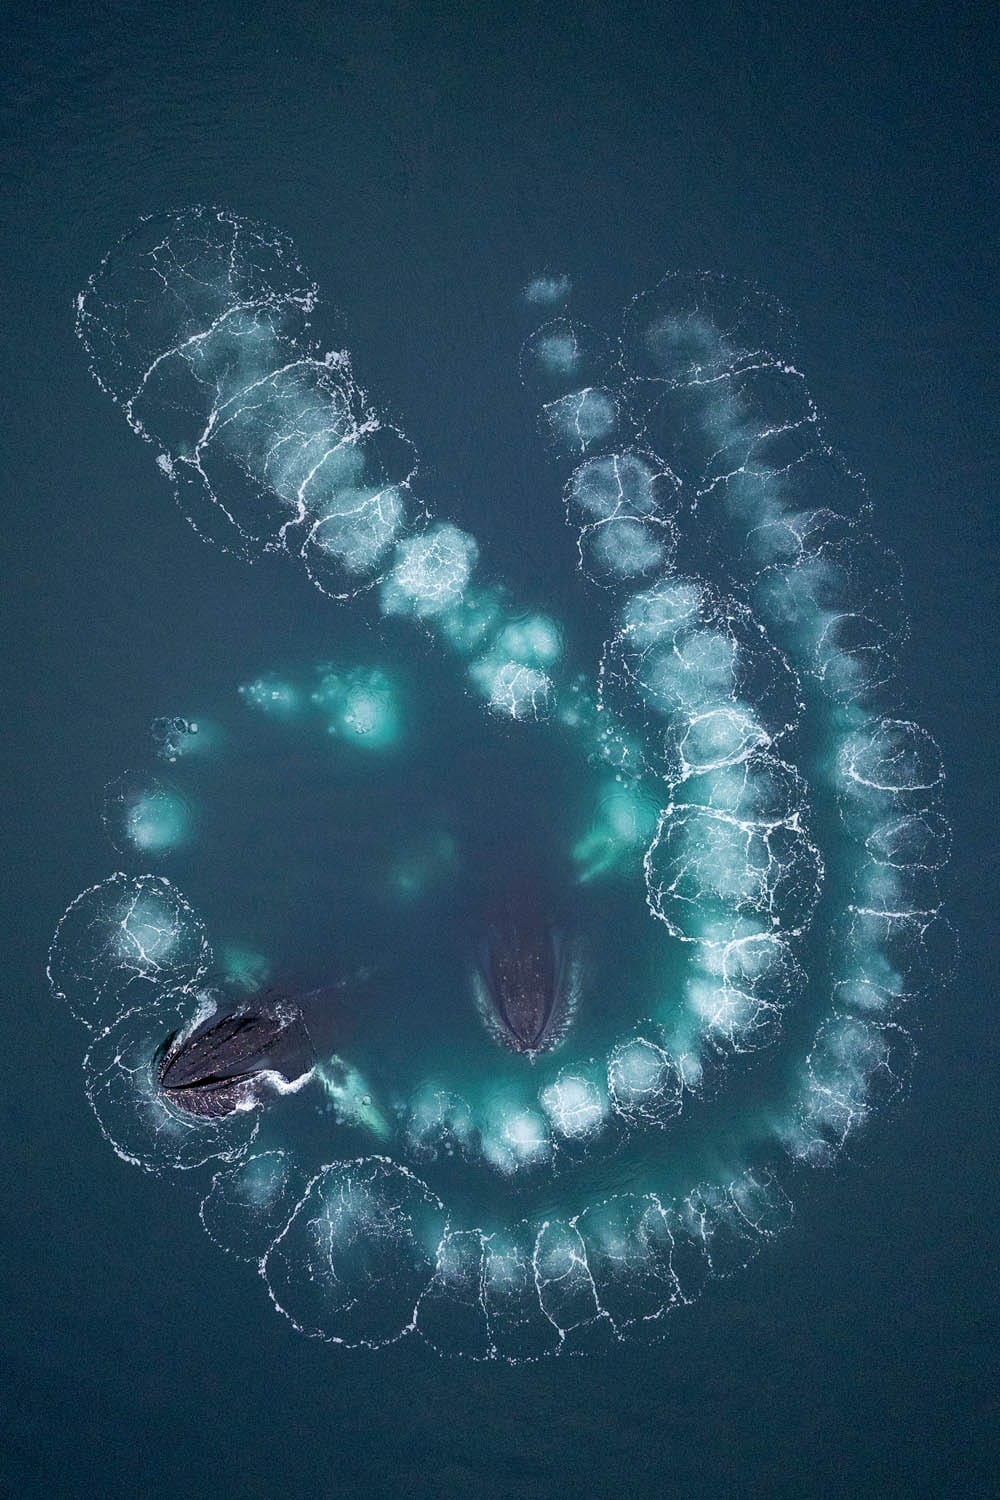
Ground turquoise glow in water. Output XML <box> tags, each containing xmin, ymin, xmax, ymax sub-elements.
<box><xmin>47</xmin><ymin>211</ymin><xmax>953</xmax><ymax>1360</ymax></box>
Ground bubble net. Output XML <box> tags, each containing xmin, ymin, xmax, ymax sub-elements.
<box><xmin>49</xmin><ymin>218</ymin><xmax>952</xmax><ymax>1359</ymax></box>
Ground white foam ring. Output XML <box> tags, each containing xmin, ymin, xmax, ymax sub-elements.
<box><xmin>48</xmin><ymin>872</ymin><xmax>210</xmax><ymax>1030</ymax></box>
<box><xmin>84</xmin><ymin>995</ymin><xmax>260</xmax><ymax>1173</ymax></box>
<box><xmin>52</xmin><ymin>226</ymin><xmax>950</xmax><ymax>1359</ymax></box>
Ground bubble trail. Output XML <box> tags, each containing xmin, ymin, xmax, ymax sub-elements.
<box><xmin>50</xmin><ymin>222</ymin><xmax>952</xmax><ymax>1360</ymax></box>
<box><xmin>77</xmin><ymin>208</ymin><xmax>573</xmax><ymax>727</ymax></box>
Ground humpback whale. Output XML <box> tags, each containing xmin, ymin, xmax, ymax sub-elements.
<box><xmin>474</xmin><ymin>887</ymin><xmax>574</xmax><ymax>1057</ymax></box>
<box><xmin>157</xmin><ymin>995</ymin><xmax>315</xmax><ymax>1118</ymax></box>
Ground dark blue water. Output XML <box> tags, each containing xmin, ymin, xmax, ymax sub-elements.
<box><xmin>3</xmin><ymin>3</ymin><xmax>995</xmax><ymax>1495</ymax></box>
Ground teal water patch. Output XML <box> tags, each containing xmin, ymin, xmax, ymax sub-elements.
<box><xmin>49</xmin><ymin>217</ymin><xmax>953</xmax><ymax>1359</ymax></box>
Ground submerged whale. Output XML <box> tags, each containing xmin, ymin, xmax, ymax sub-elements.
<box><xmin>157</xmin><ymin>995</ymin><xmax>316</xmax><ymax>1119</ymax></box>
<box><xmin>474</xmin><ymin>890</ymin><xmax>575</xmax><ymax>1057</ymax></box>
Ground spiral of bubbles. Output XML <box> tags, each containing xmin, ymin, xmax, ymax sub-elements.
<box><xmin>49</xmin><ymin>209</ymin><xmax>953</xmax><ymax>1360</ymax></box>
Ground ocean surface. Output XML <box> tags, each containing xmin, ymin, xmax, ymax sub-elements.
<box><xmin>2</xmin><ymin>3</ymin><xmax>995</xmax><ymax>1496</ymax></box>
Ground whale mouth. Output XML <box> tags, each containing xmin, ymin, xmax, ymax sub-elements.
<box><xmin>157</xmin><ymin>997</ymin><xmax>315</xmax><ymax>1118</ymax></box>
<box><xmin>474</xmin><ymin>915</ymin><xmax>573</xmax><ymax>1057</ymax></box>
